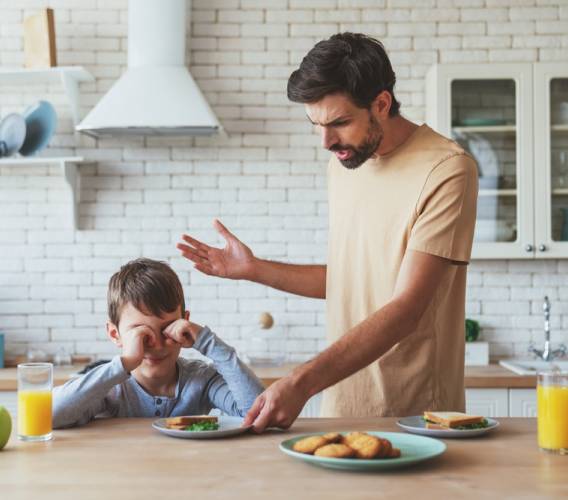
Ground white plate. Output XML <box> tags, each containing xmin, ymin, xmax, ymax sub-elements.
<box><xmin>397</xmin><ymin>416</ymin><xmax>499</xmax><ymax>438</ymax></box>
<box><xmin>0</xmin><ymin>113</ymin><xmax>26</xmax><ymax>157</ymax></box>
<box><xmin>152</xmin><ymin>416</ymin><xmax>252</xmax><ymax>439</ymax></box>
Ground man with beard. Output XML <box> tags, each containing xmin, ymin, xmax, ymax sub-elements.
<box><xmin>177</xmin><ymin>33</ymin><xmax>478</xmax><ymax>431</ymax></box>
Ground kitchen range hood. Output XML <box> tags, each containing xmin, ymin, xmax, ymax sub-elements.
<box><xmin>76</xmin><ymin>0</ymin><xmax>221</xmax><ymax>138</ymax></box>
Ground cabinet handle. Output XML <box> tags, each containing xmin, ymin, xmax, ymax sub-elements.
<box><xmin>525</xmin><ymin>244</ymin><xmax>534</xmax><ymax>252</ymax></box>
<box><xmin>538</xmin><ymin>244</ymin><xmax>547</xmax><ymax>252</ymax></box>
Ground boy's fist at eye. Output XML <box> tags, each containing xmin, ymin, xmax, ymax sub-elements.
<box><xmin>163</xmin><ymin>319</ymin><xmax>200</xmax><ymax>348</ymax></box>
<box><xmin>120</xmin><ymin>325</ymin><xmax>154</xmax><ymax>373</ymax></box>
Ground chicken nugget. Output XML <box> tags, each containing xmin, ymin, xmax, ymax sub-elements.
<box><xmin>322</xmin><ymin>432</ymin><xmax>342</xmax><ymax>444</ymax></box>
<box><xmin>349</xmin><ymin>434</ymin><xmax>383</xmax><ymax>459</ymax></box>
<box><xmin>341</xmin><ymin>432</ymin><xmax>367</xmax><ymax>447</ymax></box>
<box><xmin>388</xmin><ymin>447</ymin><xmax>401</xmax><ymax>459</ymax></box>
<box><xmin>314</xmin><ymin>444</ymin><xmax>355</xmax><ymax>459</ymax></box>
<box><xmin>376</xmin><ymin>438</ymin><xmax>392</xmax><ymax>458</ymax></box>
<box><xmin>292</xmin><ymin>435</ymin><xmax>329</xmax><ymax>454</ymax></box>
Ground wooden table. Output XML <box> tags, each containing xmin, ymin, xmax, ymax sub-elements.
<box><xmin>0</xmin><ymin>418</ymin><xmax>565</xmax><ymax>499</ymax></box>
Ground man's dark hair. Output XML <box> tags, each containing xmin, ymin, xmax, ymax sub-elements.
<box><xmin>287</xmin><ymin>32</ymin><xmax>400</xmax><ymax>116</ymax></box>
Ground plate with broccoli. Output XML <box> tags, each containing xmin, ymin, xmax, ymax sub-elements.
<box><xmin>152</xmin><ymin>415</ymin><xmax>252</xmax><ymax>439</ymax></box>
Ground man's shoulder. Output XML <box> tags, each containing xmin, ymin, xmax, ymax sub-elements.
<box><xmin>412</xmin><ymin>125</ymin><xmax>476</xmax><ymax>177</ymax></box>
<box><xmin>414</xmin><ymin>125</ymin><xmax>471</xmax><ymax>162</ymax></box>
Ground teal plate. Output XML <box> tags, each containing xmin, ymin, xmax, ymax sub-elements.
<box><xmin>280</xmin><ymin>431</ymin><xmax>446</xmax><ymax>471</ymax></box>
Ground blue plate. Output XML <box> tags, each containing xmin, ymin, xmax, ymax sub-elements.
<box><xmin>152</xmin><ymin>416</ymin><xmax>252</xmax><ymax>439</ymax></box>
<box><xmin>280</xmin><ymin>431</ymin><xmax>446</xmax><ymax>471</ymax></box>
<box><xmin>0</xmin><ymin>113</ymin><xmax>26</xmax><ymax>157</ymax></box>
<box><xmin>19</xmin><ymin>100</ymin><xmax>57</xmax><ymax>156</ymax></box>
<box><xmin>397</xmin><ymin>415</ymin><xmax>499</xmax><ymax>438</ymax></box>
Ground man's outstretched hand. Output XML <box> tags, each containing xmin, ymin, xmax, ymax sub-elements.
<box><xmin>177</xmin><ymin>219</ymin><xmax>256</xmax><ymax>280</ymax></box>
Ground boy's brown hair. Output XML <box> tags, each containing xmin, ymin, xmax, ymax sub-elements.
<box><xmin>107</xmin><ymin>258</ymin><xmax>185</xmax><ymax>326</ymax></box>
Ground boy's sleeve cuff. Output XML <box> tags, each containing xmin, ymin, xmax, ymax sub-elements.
<box><xmin>192</xmin><ymin>325</ymin><xmax>213</xmax><ymax>352</ymax></box>
<box><xmin>110</xmin><ymin>355</ymin><xmax>132</xmax><ymax>379</ymax></box>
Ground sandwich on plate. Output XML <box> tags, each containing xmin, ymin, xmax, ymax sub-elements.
<box><xmin>164</xmin><ymin>415</ymin><xmax>219</xmax><ymax>431</ymax></box>
<box><xmin>423</xmin><ymin>411</ymin><xmax>489</xmax><ymax>430</ymax></box>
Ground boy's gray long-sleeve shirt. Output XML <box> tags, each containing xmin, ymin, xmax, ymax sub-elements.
<box><xmin>53</xmin><ymin>326</ymin><xmax>264</xmax><ymax>428</ymax></box>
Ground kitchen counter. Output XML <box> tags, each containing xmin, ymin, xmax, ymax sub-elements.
<box><xmin>0</xmin><ymin>362</ymin><xmax>536</xmax><ymax>391</ymax></box>
<box><xmin>0</xmin><ymin>363</ymin><xmax>302</xmax><ymax>391</ymax></box>
<box><xmin>254</xmin><ymin>363</ymin><xmax>538</xmax><ymax>388</ymax></box>
<box><xmin>1</xmin><ymin>417</ymin><xmax>564</xmax><ymax>499</ymax></box>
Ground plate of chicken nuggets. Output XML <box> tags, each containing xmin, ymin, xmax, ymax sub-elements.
<box><xmin>280</xmin><ymin>431</ymin><xmax>446</xmax><ymax>471</ymax></box>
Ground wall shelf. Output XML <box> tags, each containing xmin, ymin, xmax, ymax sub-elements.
<box><xmin>0</xmin><ymin>67</ymin><xmax>95</xmax><ymax>231</ymax></box>
<box><xmin>478</xmin><ymin>189</ymin><xmax>517</xmax><ymax>197</ymax></box>
<box><xmin>452</xmin><ymin>125</ymin><xmax>517</xmax><ymax>134</ymax></box>
<box><xmin>0</xmin><ymin>156</ymin><xmax>86</xmax><ymax>229</ymax></box>
<box><xmin>0</xmin><ymin>66</ymin><xmax>94</xmax><ymax>126</ymax></box>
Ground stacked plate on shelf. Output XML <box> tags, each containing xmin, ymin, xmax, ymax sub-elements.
<box><xmin>474</xmin><ymin>219</ymin><xmax>516</xmax><ymax>242</ymax></box>
<box><xmin>0</xmin><ymin>100</ymin><xmax>57</xmax><ymax>158</ymax></box>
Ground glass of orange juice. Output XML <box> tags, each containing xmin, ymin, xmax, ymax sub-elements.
<box><xmin>537</xmin><ymin>370</ymin><xmax>568</xmax><ymax>454</ymax></box>
<box><xmin>17</xmin><ymin>363</ymin><xmax>53</xmax><ymax>442</ymax></box>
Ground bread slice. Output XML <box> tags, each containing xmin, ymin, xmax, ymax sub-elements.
<box><xmin>425</xmin><ymin>422</ymin><xmax>447</xmax><ymax>430</ymax></box>
<box><xmin>423</xmin><ymin>411</ymin><xmax>484</xmax><ymax>428</ymax></box>
<box><xmin>165</xmin><ymin>415</ymin><xmax>218</xmax><ymax>429</ymax></box>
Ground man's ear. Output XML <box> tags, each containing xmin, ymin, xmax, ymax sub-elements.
<box><xmin>184</xmin><ymin>310</ymin><xmax>190</xmax><ymax>321</ymax></box>
<box><xmin>107</xmin><ymin>321</ymin><xmax>122</xmax><ymax>347</ymax></box>
<box><xmin>373</xmin><ymin>90</ymin><xmax>392</xmax><ymax>119</ymax></box>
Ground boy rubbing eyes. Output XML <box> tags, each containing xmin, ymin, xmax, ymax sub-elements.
<box><xmin>53</xmin><ymin>258</ymin><xmax>263</xmax><ymax>428</ymax></box>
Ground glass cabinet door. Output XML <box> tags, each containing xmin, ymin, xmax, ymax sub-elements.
<box><xmin>426</xmin><ymin>63</ymin><xmax>534</xmax><ymax>259</ymax></box>
<box><xmin>550</xmin><ymin>78</ymin><xmax>568</xmax><ymax>242</ymax></box>
<box><xmin>451</xmin><ymin>79</ymin><xmax>518</xmax><ymax>245</ymax></box>
<box><xmin>534</xmin><ymin>64</ymin><xmax>568</xmax><ymax>258</ymax></box>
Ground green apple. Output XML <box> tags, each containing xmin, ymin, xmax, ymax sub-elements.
<box><xmin>0</xmin><ymin>405</ymin><xmax>12</xmax><ymax>450</ymax></box>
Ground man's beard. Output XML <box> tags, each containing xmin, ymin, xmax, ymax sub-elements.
<box><xmin>329</xmin><ymin>114</ymin><xmax>383</xmax><ymax>170</ymax></box>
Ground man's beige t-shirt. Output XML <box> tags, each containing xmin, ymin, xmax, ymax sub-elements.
<box><xmin>321</xmin><ymin>124</ymin><xmax>478</xmax><ymax>417</ymax></box>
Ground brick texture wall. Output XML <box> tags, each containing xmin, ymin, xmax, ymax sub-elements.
<box><xmin>0</xmin><ymin>0</ymin><xmax>567</xmax><ymax>362</ymax></box>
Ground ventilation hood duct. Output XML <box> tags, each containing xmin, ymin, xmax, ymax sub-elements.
<box><xmin>76</xmin><ymin>0</ymin><xmax>221</xmax><ymax>138</ymax></box>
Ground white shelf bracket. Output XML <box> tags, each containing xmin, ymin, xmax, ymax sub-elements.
<box><xmin>60</xmin><ymin>159</ymin><xmax>80</xmax><ymax>230</ymax></box>
<box><xmin>59</xmin><ymin>71</ymin><xmax>81</xmax><ymax>127</ymax></box>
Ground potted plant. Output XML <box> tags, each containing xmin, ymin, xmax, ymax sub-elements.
<box><xmin>464</xmin><ymin>318</ymin><xmax>489</xmax><ymax>366</ymax></box>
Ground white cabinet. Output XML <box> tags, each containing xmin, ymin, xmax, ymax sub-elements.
<box><xmin>427</xmin><ymin>63</ymin><xmax>568</xmax><ymax>259</ymax></box>
<box><xmin>465</xmin><ymin>388</ymin><xmax>537</xmax><ymax>417</ymax></box>
<box><xmin>509</xmin><ymin>389</ymin><xmax>537</xmax><ymax>417</ymax></box>
<box><xmin>465</xmin><ymin>388</ymin><xmax>509</xmax><ymax>417</ymax></box>
<box><xmin>534</xmin><ymin>64</ymin><xmax>568</xmax><ymax>258</ymax></box>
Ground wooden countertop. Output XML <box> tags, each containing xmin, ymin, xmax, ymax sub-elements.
<box><xmin>463</xmin><ymin>364</ymin><xmax>536</xmax><ymax>388</ymax></box>
<box><xmin>0</xmin><ymin>362</ymin><xmax>536</xmax><ymax>391</ymax></box>
<box><xmin>1</xmin><ymin>417</ymin><xmax>565</xmax><ymax>499</ymax></box>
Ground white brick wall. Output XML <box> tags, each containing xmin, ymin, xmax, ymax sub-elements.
<box><xmin>1</xmin><ymin>0</ymin><xmax>567</xmax><ymax>363</ymax></box>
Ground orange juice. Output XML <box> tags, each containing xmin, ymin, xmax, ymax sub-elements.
<box><xmin>537</xmin><ymin>384</ymin><xmax>568</xmax><ymax>453</ymax></box>
<box><xmin>18</xmin><ymin>390</ymin><xmax>52</xmax><ymax>437</ymax></box>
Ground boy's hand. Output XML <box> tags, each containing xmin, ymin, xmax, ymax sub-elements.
<box><xmin>120</xmin><ymin>325</ymin><xmax>155</xmax><ymax>373</ymax></box>
<box><xmin>163</xmin><ymin>319</ymin><xmax>202</xmax><ymax>348</ymax></box>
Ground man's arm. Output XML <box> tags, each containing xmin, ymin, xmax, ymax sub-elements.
<box><xmin>177</xmin><ymin>219</ymin><xmax>326</xmax><ymax>299</ymax></box>
<box><xmin>249</xmin><ymin>259</ymin><xmax>326</xmax><ymax>299</ymax></box>
<box><xmin>244</xmin><ymin>250</ymin><xmax>455</xmax><ymax>431</ymax></box>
